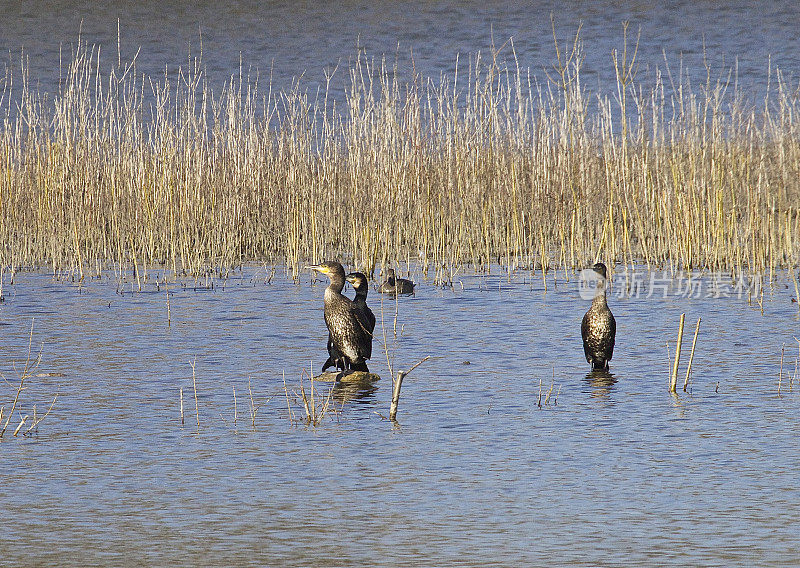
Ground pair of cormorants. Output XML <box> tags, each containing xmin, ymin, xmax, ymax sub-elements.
<box><xmin>307</xmin><ymin>261</ymin><xmax>375</xmax><ymax>373</ymax></box>
<box><xmin>309</xmin><ymin>260</ymin><xmax>616</xmax><ymax>374</ymax></box>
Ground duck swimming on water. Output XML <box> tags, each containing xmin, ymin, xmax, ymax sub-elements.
<box><xmin>379</xmin><ymin>267</ymin><xmax>415</xmax><ymax>295</ymax></box>
<box><xmin>308</xmin><ymin>261</ymin><xmax>372</xmax><ymax>373</ymax></box>
<box><xmin>581</xmin><ymin>262</ymin><xmax>616</xmax><ymax>371</ymax></box>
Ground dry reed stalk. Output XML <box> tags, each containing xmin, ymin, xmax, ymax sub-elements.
<box><xmin>282</xmin><ymin>370</ymin><xmax>296</xmax><ymax>424</ymax></box>
<box><xmin>1</xmin><ymin>321</ymin><xmax>41</xmax><ymax>438</ymax></box>
<box><xmin>166</xmin><ymin>281</ymin><xmax>171</xmax><ymax>327</ymax></box>
<box><xmin>544</xmin><ymin>381</ymin><xmax>555</xmax><ymax>406</ymax></box>
<box><xmin>670</xmin><ymin>313</ymin><xmax>686</xmax><ymax>393</ymax></box>
<box><xmin>389</xmin><ymin>356</ymin><xmax>429</xmax><ymax>421</ymax></box>
<box><xmin>537</xmin><ymin>378</ymin><xmax>543</xmax><ymax>409</ymax></box>
<box><xmin>179</xmin><ymin>387</ymin><xmax>184</xmax><ymax>425</ymax></box>
<box><xmin>779</xmin><ymin>343</ymin><xmax>785</xmax><ymax>395</ymax></box>
<box><xmin>248</xmin><ymin>377</ymin><xmax>256</xmax><ymax>429</ymax></box>
<box><xmin>233</xmin><ymin>385</ymin><xmax>237</xmax><ymax>427</ymax></box>
<box><xmin>190</xmin><ymin>359</ymin><xmax>199</xmax><ymax>430</ymax></box>
<box><xmin>0</xmin><ymin>31</ymin><xmax>798</xmax><ymax>276</ymax></box>
<box><xmin>389</xmin><ymin>371</ymin><xmax>406</xmax><ymax>421</ymax></box>
<box><xmin>24</xmin><ymin>394</ymin><xmax>58</xmax><ymax>435</ymax></box>
<box><xmin>13</xmin><ymin>415</ymin><xmax>28</xmax><ymax>437</ymax></box>
<box><xmin>683</xmin><ymin>317</ymin><xmax>701</xmax><ymax>392</ymax></box>
<box><xmin>793</xmin><ymin>271</ymin><xmax>800</xmax><ymax>314</ymax></box>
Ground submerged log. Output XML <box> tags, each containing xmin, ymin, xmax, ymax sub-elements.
<box><xmin>314</xmin><ymin>370</ymin><xmax>380</xmax><ymax>384</ymax></box>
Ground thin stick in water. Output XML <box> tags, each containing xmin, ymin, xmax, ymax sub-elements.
<box><xmin>248</xmin><ymin>377</ymin><xmax>256</xmax><ymax>429</ymax></box>
<box><xmin>389</xmin><ymin>356</ymin><xmax>429</xmax><ymax>421</ymax></box>
<box><xmin>190</xmin><ymin>358</ymin><xmax>199</xmax><ymax>430</ymax></box>
<box><xmin>670</xmin><ymin>313</ymin><xmax>686</xmax><ymax>393</ymax></box>
<box><xmin>683</xmin><ymin>317</ymin><xmax>701</xmax><ymax>392</ymax></box>
<box><xmin>389</xmin><ymin>371</ymin><xmax>406</xmax><ymax>421</ymax></box>
<box><xmin>13</xmin><ymin>415</ymin><xmax>28</xmax><ymax>437</ymax></box>
<box><xmin>233</xmin><ymin>385</ymin><xmax>238</xmax><ymax>427</ymax></box>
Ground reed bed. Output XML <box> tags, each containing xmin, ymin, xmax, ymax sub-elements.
<box><xmin>1</xmin><ymin>29</ymin><xmax>798</xmax><ymax>280</ymax></box>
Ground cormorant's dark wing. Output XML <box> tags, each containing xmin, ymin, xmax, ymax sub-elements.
<box><xmin>364</xmin><ymin>307</ymin><xmax>376</xmax><ymax>335</ymax></box>
<box><xmin>325</xmin><ymin>296</ymin><xmax>371</xmax><ymax>366</ymax></box>
<box><xmin>350</xmin><ymin>303</ymin><xmax>373</xmax><ymax>360</ymax></box>
<box><xmin>606</xmin><ymin>312</ymin><xmax>616</xmax><ymax>361</ymax></box>
<box><xmin>581</xmin><ymin>311</ymin><xmax>593</xmax><ymax>363</ymax></box>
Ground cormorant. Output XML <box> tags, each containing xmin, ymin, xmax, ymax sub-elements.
<box><xmin>379</xmin><ymin>267</ymin><xmax>415</xmax><ymax>295</ymax></box>
<box><xmin>308</xmin><ymin>261</ymin><xmax>372</xmax><ymax>373</ymax></box>
<box><xmin>581</xmin><ymin>262</ymin><xmax>616</xmax><ymax>371</ymax></box>
<box><xmin>346</xmin><ymin>272</ymin><xmax>376</xmax><ymax>339</ymax></box>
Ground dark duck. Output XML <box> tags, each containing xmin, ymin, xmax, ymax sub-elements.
<box><xmin>581</xmin><ymin>262</ymin><xmax>616</xmax><ymax>371</ymax></box>
<box><xmin>308</xmin><ymin>261</ymin><xmax>373</xmax><ymax>373</ymax></box>
<box><xmin>378</xmin><ymin>267</ymin><xmax>415</xmax><ymax>295</ymax></box>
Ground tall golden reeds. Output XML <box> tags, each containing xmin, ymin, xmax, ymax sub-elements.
<box><xmin>0</xmin><ymin>29</ymin><xmax>798</xmax><ymax>278</ymax></box>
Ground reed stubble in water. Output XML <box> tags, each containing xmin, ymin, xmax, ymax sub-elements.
<box><xmin>0</xmin><ymin>30</ymin><xmax>798</xmax><ymax>278</ymax></box>
<box><xmin>670</xmin><ymin>313</ymin><xmax>686</xmax><ymax>393</ymax></box>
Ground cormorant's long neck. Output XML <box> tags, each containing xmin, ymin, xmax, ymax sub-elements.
<box><xmin>592</xmin><ymin>288</ymin><xmax>608</xmax><ymax>309</ymax></box>
<box><xmin>354</xmin><ymin>288</ymin><xmax>368</xmax><ymax>302</ymax></box>
<box><xmin>327</xmin><ymin>274</ymin><xmax>345</xmax><ymax>295</ymax></box>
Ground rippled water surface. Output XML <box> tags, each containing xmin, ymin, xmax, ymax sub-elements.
<box><xmin>2</xmin><ymin>1</ymin><xmax>800</xmax><ymax>101</ymax></box>
<box><xmin>1</xmin><ymin>267</ymin><xmax>799</xmax><ymax>566</ymax></box>
<box><xmin>3</xmin><ymin>2</ymin><xmax>800</xmax><ymax>565</ymax></box>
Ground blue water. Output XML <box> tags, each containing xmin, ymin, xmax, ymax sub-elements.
<box><xmin>2</xmin><ymin>1</ymin><xmax>800</xmax><ymax>104</ymax></box>
<box><xmin>3</xmin><ymin>3</ymin><xmax>800</xmax><ymax>564</ymax></box>
<box><xmin>1</xmin><ymin>266</ymin><xmax>799</xmax><ymax>566</ymax></box>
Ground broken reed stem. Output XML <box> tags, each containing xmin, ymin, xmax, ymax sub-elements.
<box><xmin>233</xmin><ymin>385</ymin><xmax>237</xmax><ymax>427</ymax></box>
<box><xmin>670</xmin><ymin>313</ymin><xmax>685</xmax><ymax>393</ymax></box>
<box><xmin>13</xmin><ymin>415</ymin><xmax>28</xmax><ymax>436</ymax></box>
<box><xmin>24</xmin><ymin>394</ymin><xmax>58</xmax><ymax>435</ymax></box>
<box><xmin>190</xmin><ymin>358</ymin><xmax>199</xmax><ymax>430</ymax></box>
<box><xmin>779</xmin><ymin>343</ymin><xmax>785</xmax><ymax>395</ymax></box>
<box><xmin>537</xmin><ymin>378</ymin><xmax>543</xmax><ymax>408</ymax></box>
<box><xmin>1</xmin><ymin>320</ymin><xmax>39</xmax><ymax>438</ymax></box>
<box><xmin>179</xmin><ymin>387</ymin><xmax>184</xmax><ymax>425</ymax></box>
<box><xmin>793</xmin><ymin>272</ymin><xmax>800</xmax><ymax>314</ymax></box>
<box><xmin>683</xmin><ymin>317</ymin><xmax>701</xmax><ymax>392</ymax></box>
<box><xmin>389</xmin><ymin>371</ymin><xmax>406</xmax><ymax>421</ymax></box>
<box><xmin>389</xmin><ymin>355</ymin><xmax>430</xmax><ymax>421</ymax></box>
<box><xmin>283</xmin><ymin>370</ymin><xmax>296</xmax><ymax>423</ymax></box>
<box><xmin>166</xmin><ymin>281</ymin><xmax>171</xmax><ymax>327</ymax></box>
<box><xmin>544</xmin><ymin>381</ymin><xmax>555</xmax><ymax>406</ymax></box>
<box><xmin>248</xmin><ymin>377</ymin><xmax>256</xmax><ymax>429</ymax></box>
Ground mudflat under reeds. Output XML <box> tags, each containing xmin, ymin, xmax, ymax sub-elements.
<box><xmin>1</xmin><ymin>27</ymin><xmax>798</xmax><ymax>280</ymax></box>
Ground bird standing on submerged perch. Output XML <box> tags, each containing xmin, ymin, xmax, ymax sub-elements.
<box><xmin>307</xmin><ymin>261</ymin><xmax>372</xmax><ymax>373</ymax></box>
<box><xmin>346</xmin><ymin>271</ymin><xmax>376</xmax><ymax>339</ymax></box>
<box><xmin>379</xmin><ymin>267</ymin><xmax>415</xmax><ymax>295</ymax></box>
<box><xmin>581</xmin><ymin>262</ymin><xmax>616</xmax><ymax>371</ymax></box>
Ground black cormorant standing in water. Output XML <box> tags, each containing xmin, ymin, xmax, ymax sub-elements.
<box><xmin>308</xmin><ymin>261</ymin><xmax>372</xmax><ymax>373</ymax></box>
<box><xmin>379</xmin><ymin>267</ymin><xmax>415</xmax><ymax>295</ymax></box>
<box><xmin>346</xmin><ymin>272</ymin><xmax>376</xmax><ymax>338</ymax></box>
<box><xmin>581</xmin><ymin>262</ymin><xmax>616</xmax><ymax>371</ymax></box>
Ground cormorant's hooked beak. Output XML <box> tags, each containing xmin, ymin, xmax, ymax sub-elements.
<box><xmin>305</xmin><ymin>264</ymin><xmax>327</xmax><ymax>274</ymax></box>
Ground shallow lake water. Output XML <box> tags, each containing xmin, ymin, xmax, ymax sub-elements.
<box><xmin>3</xmin><ymin>1</ymin><xmax>800</xmax><ymax>103</ymax></box>
<box><xmin>1</xmin><ymin>266</ymin><xmax>799</xmax><ymax>566</ymax></box>
<box><xmin>3</xmin><ymin>2</ymin><xmax>800</xmax><ymax>565</ymax></box>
